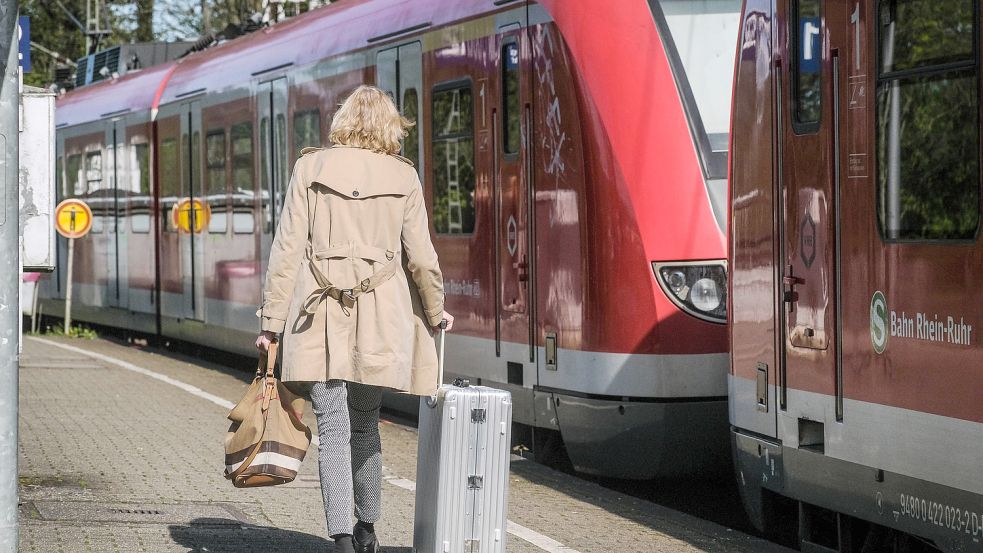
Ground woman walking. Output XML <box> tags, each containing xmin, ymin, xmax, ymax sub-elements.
<box><xmin>255</xmin><ymin>85</ymin><xmax>453</xmax><ymax>553</ymax></box>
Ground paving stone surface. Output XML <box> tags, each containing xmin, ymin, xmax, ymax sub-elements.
<box><xmin>18</xmin><ymin>335</ymin><xmax>791</xmax><ymax>553</ymax></box>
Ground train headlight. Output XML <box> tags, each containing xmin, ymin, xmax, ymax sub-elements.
<box><xmin>691</xmin><ymin>278</ymin><xmax>721</xmax><ymax>311</ymax></box>
<box><xmin>667</xmin><ymin>270</ymin><xmax>688</xmax><ymax>296</ymax></box>
<box><xmin>653</xmin><ymin>261</ymin><xmax>727</xmax><ymax>324</ymax></box>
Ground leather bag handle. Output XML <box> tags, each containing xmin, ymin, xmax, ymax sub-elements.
<box><xmin>262</xmin><ymin>340</ymin><xmax>278</xmax><ymax>410</ymax></box>
<box><xmin>254</xmin><ymin>339</ymin><xmax>279</xmax><ymax>378</ymax></box>
<box><xmin>265</xmin><ymin>340</ymin><xmax>278</xmax><ymax>378</ymax></box>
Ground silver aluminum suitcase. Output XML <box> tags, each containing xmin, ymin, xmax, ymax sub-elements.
<box><xmin>414</xmin><ymin>328</ymin><xmax>512</xmax><ymax>553</ymax></box>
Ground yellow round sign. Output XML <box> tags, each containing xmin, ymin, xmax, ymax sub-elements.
<box><xmin>54</xmin><ymin>199</ymin><xmax>93</xmax><ymax>239</ymax></box>
<box><xmin>171</xmin><ymin>198</ymin><xmax>210</xmax><ymax>233</ymax></box>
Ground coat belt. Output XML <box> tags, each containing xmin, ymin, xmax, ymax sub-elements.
<box><xmin>302</xmin><ymin>245</ymin><xmax>400</xmax><ymax>315</ymax></box>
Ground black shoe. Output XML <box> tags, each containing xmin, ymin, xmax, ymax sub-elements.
<box><xmin>353</xmin><ymin>524</ymin><xmax>379</xmax><ymax>553</ymax></box>
<box><xmin>352</xmin><ymin>534</ymin><xmax>378</xmax><ymax>553</ymax></box>
<box><xmin>332</xmin><ymin>535</ymin><xmax>355</xmax><ymax>553</ymax></box>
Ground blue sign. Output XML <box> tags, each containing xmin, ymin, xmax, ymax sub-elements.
<box><xmin>799</xmin><ymin>16</ymin><xmax>820</xmax><ymax>74</ymax></box>
<box><xmin>18</xmin><ymin>16</ymin><xmax>30</xmax><ymax>73</ymax></box>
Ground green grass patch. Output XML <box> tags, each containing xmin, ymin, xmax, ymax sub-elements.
<box><xmin>37</xmin><ymin>324</ymin><xmax>98</xmax><ymax>339</ymax></box>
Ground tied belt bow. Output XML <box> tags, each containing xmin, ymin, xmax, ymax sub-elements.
<box><xmin>302</xmin><ymin>244</ymin><xmax>400</xmax><ymax>316</ymax></box>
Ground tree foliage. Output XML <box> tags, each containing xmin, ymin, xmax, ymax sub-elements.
<box><xmin>21</xmin><ymin>0</ymin><xmax>135</xmax><ymax>87</ymax></box>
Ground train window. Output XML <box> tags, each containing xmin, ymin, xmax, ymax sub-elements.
<box><xmin>502</xmin><ymin>42</ymin><xmax>520</xmax><ymax>155</ymax></box>
<box><xmin>206</xmin><ymin>131</ymin><xmax>226</xmax><ymax>206</ymax></box>
<box><xmin>650</xmin><ymin>0</ymin><xmax>741</xmax><ymax>182</ymax></box>
<box><xmin>56</xmin><ymin>156</ymin><xmax>63</xmax><ymax>200</ymax></box>
<box><xmin>181</xmin><ymin>129</ymin><xmax>198</xmax><ymax>196</ymax></box>
<box><xmin>432</xmin><ymin>84</ymin><xmax>476</xmax><ymax>235</ymax></box>
<box><xmin>66</xmin><ymin>154</ymin><xmax>83</xmax><ymax>196</ymax></box>
<box><xmin>260</xmin><ymin>117</ymin><xmax>270</xmax><ymax>233</ymax></box>
<box><xmin>181</xmin><ymin>128</ymin><xmax>202</xmax><ymax>193</ymax></box>
<box><xmin>293</xmin><ymin>110</ymin><xmax>321</xmax><ymax>160</ymax></box>
<box><xmin>876</xmin><ymin>0</ymin><xmax>979</xmax><ymax>241</ymax></box>
<box><xmin>133</xmin><ymin>143</ymin><xmax>150</xmax><ymax>195</ymax></box>
<box><xmin>206</xmin><ymin>130</ymin><xmax>228</xmax><ymax>234</ymax></box>
<box><xmin>206</xmin><ymin>131</ymin><xmax>227</xmax><ymax>196</ymax></box>
<box><xmin>181</xmin><ymin>132</ymin><xmax>190</xmax><ymax>197</ymax></box>
<box><xmin>275</xmin><ymin>113</ymin><xmax>288</xmax><ymax>208</ymax></box>
<box><xmin>160</xmin><ymin>137</ymin><xmax>179</xmax><ymax>232</ymax></box>
<box><xmin>402</xmin><ymin>88</ymin><xmax>420</xmax><ymax>170</ymax></box>
<box><xmin>792</xmin><ymin>0</ymin><xmax>822</xmax><ymax>130</ymax></box>
<box><xmin>131</xmin><ymin>143</ymin><xmax>151</xmax><ymax>234</ymax></box>
<box><xmin>192</xmin><ymin>130</ymin><xmax>201</xmax><ymax>195</ymax></box>
<box><xmin>85</xmin><ymin>151</ymin><xmax>104</xmax><ymax>232</ymax></box>
<box><xmin>230</xmin><ymin>123</ymin><xmax>255</xmax><ymax>233</ymax></box>
<box><xmin>85</xmin><ymin>151</ymin><xmax>102</xmax><ymax>192</ymax></box>
<box><xmin>231</xmin><ymin>123</ymin><xmax>253</xmax><ymax>194</ymax></box>
<box><xmin>878</xmin><ymin>0</ymin><xmax>974</xmax><ymax>73</ymax></box>
<box><xmin>232</xmin><ymin>211</ymin><xmax>255</xmax><ymax>234</ymax></box>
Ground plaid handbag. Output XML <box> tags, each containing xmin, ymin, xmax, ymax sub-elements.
<box><xmin>224</xmin><ymin>340</ymin><xmax>312</xmax><ymax>487</ymax></box>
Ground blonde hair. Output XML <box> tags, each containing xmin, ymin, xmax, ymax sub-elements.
<box><xmin>328</xmin><ymin>85</ymin><xmax>413</xmax><ymax>155</ymax></box>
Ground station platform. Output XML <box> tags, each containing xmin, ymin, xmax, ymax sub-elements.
<box><xmin>18</xmin><ymin>335</ymin><xmax>792</xmax><ymax>553</ymax></box>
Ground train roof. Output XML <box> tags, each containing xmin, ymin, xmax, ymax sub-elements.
<box><xmin>56</xmin><ymin>0</ymin><xmax>495</xmax><ymax>126</ymax></box>
<box><xmin>55</xmin><ymin>61</ymin><xmax>176</xmax><ymax>128</ymax></box>
<box><xmin>160</xmin><ymin>0</ymin><xmax>495</xmax><ymax>103</ymax></box>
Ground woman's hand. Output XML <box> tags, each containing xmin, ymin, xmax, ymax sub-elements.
<box><xmin>255</xmin><ymin>331</ymin><xmax>277</xmax><ymax>353</ymax></box>
<box><xmin>436</xmin><ymin>311</ymin><xmax>454</xmax><ymax>332</ymax></box>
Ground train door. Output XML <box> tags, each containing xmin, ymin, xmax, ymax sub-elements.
<box><xmin>377</xmin><ymin>42</ymin><xmax>424</xmax><ymax>173</ymax></box>
<box><xmin>778</xmin><ymin>0</ymin><xmax>848</xmax><ymax>430</ymax></box>
<box><xmin>103</xmin><ymin>119</ymin><xmax>128</xmax><ymax>309</ymax></box>
<box><xmin>259</xmin><ymin>78</ymin><xmax>289</xmax><ymax>269</ymax></box>
<box><xmin>126</xmin><ymin>134</ymin><xmax>154</xmax><ymax>314</ymax></box>
<box><xmin>495</xmin><ymin>19</ymin><xmax>535</xmax><ymax>362</ymax></box>
<box><xmin>179</xmin><ymin>101</ymin><xmax>205</xmax><ymax>321</ymax></box>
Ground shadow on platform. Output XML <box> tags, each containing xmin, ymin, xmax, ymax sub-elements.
<box><xmin>507</xmin><ymin>457</ymin><xmax>769</xmax><ymax>549</ymax></box>
<box><xmin>168</xmin><ymin>518</ymin><xmax>412</xmax><ymax>553</ymax></box>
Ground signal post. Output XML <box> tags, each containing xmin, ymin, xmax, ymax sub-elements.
<box><xmin>54</xmin><ymin>199</ymin><xmax>93</xmax><ymax>333</ymax></box>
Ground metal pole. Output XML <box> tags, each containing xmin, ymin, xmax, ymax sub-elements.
<box><xmin>84</xmin><ymin>0</ymin><xmax>91</xmax><ymax>54</ymax></box>
<box><xmin>29</xmin><ymin>281</ymin><xmax>37</xmax><ymax>334</ymax></box>
<box><xmin>201</xmin><ymin>0</ymin><xmax>211</xmax><ymax>35</ymax></box>
<box><xmin>0</xmin><ymin>0</ymin><xmax>20</xmax><ymax>549</ymax></box>
<box><xmin>63</xmin><ymin>238</ymin><xmax>73</xmax><ymax>334</ymax></box>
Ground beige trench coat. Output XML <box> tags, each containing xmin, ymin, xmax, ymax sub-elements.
<box><xmin>256</xmin><ymin>146</ymin><xmax>444</xmax><ymax>395</ymax></box>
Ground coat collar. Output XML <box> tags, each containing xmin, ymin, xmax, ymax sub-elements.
<box><xmin>304</xmin><ymin>146</ymin><xmax>415</xmax><ymax>199</ymax></box>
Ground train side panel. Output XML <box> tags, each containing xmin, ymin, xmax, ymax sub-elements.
<box><xmin>730</xmin><ymin>1</ymin><xmax>983</xmax><ymax>550</ymax></box>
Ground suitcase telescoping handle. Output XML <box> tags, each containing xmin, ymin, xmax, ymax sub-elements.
<box><xmin>428</xmin><ymin>319</ymin><xmax>448</xmax><ymax>407</ymax></box>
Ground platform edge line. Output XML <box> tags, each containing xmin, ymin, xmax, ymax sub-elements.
<box><xmin>506</xmin><ymin>520</ymin><xmax>583</xmax><ymax>553</ymax></box>
<box><xmin>26</xmin><ymin>337</ymin><xmax>237</xmax><ymax>410</ymax></box>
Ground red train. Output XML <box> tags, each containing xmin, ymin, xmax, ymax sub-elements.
<box><xmin>42</xmin><ymin>0</ymin><xmax>741</xmax><ymax>479</ymax></box>
<box><xmin>729</xmin><ymin>0</ymin><xmax>983</xmax><ymax>551</ymax></box>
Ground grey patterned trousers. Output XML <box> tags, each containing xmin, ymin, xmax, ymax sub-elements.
<box><xmin>309</xmin><ymin>380</ymin><xmax>384</xmax><ymax>537</ymax></box>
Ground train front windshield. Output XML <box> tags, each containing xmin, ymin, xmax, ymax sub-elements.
<box><xmin>650</xmin><ymin>0</ymin><xmax>742</xmax><ymax>229</ymax></box>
